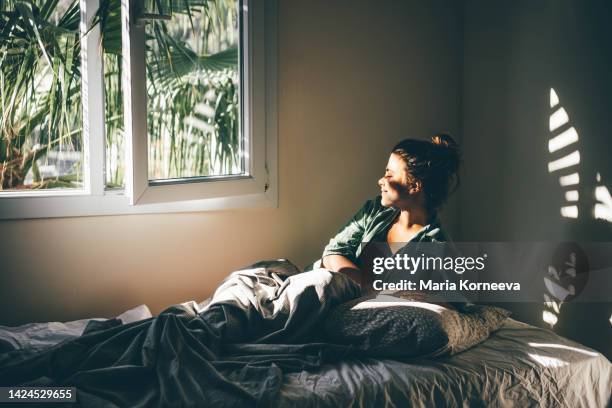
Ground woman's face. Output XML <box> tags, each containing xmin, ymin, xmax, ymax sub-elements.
<box><xmin>378</xmin><ymin>153</ymin><xmax>414</xmax><ymax>207</ymax></box>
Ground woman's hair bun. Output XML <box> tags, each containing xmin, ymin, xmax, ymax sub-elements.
<box><xmin>430</xmin><ymin>133</ymin><xmax>461</xmax><ymax>196</ymax></box>
<box><xmin>431</xmin><ymin>133</ymin><xmax>461</xmax><ymax>173</ymax></box>
<box><xmin>431</xmin><ymin>133</ymin><xmax>458</xmax><ymax>150</ymax></box>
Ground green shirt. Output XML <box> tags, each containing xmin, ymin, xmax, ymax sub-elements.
<box><xmin>321</xmin><ymin>195</ymin><xmax>449</xmax><ymax>264</ymax></box>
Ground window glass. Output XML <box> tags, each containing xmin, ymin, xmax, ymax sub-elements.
<box><xmin>0</xmin><ymin>1</ymin><xmax>83</xmax><ymax>191</ymax></box>
<box><xmin>144</xmin><ymin>0</ymin><xmax>243</xmax><ymax>182</ymax></box>
<box><xmin>104</xmin><ymin>52</ymin><xmax>125</xmax><ymax>189</ymax></box>
<box><xmin>98</xmin><ymin>0</ymin><xmax>124</xmax><ymax>189</ymax></box>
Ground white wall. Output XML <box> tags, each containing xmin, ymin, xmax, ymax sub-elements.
<box><xmin>0</xmin><ymin>0</ymin><xmax>463</xmax><ymax>325</ymax></box>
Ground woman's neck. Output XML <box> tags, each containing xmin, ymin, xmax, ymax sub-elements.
<box><xmin>396</xmin><ymin>206</ymin><xmax>430</xmax><ymax>229</ymax></box>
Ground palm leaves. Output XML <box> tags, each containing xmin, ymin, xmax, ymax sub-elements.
<box><xmin>0</xmin><ymin>0</ymin><xmax>240</xmax><ymax>190</ymax></box>
<box><xmin>97</xmin><ymin>0</ymin><xmax>241</xmax><ymax>184</ymax></box>
<box><xmin>143</xmin><ymin>0</ymin><xmax>240</xmax><ymax>180</ymax></box>
<box><xmin>0</xmin><ymin>0</ymin><xmax>82</xmax><ymax>189</ymax></box>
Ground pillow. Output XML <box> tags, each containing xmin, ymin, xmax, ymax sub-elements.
<box><xmin>324</xmin><ymin>294</ymin><xmax>510</xmax><ymax>358</ymax></box>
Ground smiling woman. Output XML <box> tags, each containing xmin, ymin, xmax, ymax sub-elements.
<box><xmin>321</xmin><ymin>134</ymin><xmax>461</xmax><ymax>291</ymax></box>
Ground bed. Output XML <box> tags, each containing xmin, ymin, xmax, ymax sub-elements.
<box><xmin>0</xmin><ymin>261</ymin><xmax>610</xmax><ymax>407</ymax></box>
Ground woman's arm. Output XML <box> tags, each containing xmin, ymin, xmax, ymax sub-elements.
<box><xmin>321</xmin><ymin>199</ymin><xmax>376</xmax><ymax>264</ymax></box>
<box><xmin>322</xmin><ymin>254</ymin><xmax>362</xmax><ymax>286</ymax></box>
<box><xmin>320</xmin><ymin>198</ymin><xmax>379</xmax><ymax>293</ymax></box>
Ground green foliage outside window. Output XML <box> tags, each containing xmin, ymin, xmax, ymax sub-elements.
<box><xmin>0</xmin><ymin>0</ymin><xmax>240</xmax><ymax>190</ymax></box>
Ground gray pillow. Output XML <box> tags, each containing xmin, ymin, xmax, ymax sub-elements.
<box><xmin>324</xmin><ymin>294</ymin><xmax>510</xmax><ymax>358</ymax></box>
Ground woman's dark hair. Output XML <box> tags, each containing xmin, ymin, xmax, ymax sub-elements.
<box><xmin>391</xmin><ymin>133</ymin><xmax>461</xmax><ymax>213</ymax></box>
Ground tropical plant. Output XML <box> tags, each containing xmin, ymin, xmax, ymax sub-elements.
<box><xmin>0</xmin><ymin>0</ymin><xmax>82</xmax><ymax>189</ymax></box>
<box><xmin>0</xmin><ymin>0</ymin><xmax>240</xmax><ymax>191</ymax></box>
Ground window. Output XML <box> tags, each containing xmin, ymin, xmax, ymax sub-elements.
<box><xmin>0</xmin><ymin>0</ymin><xmax>277</xmax><ymax>219</ymax></box>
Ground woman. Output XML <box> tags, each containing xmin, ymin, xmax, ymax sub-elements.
<box><xmin>321</xmin><ymin>134</ymin><xmax>461</xmax><ymax>294</ymax></box>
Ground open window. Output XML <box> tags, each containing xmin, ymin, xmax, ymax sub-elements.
<box><xmin>0</xmin><ymin>0</ymin><xmax>277</xmax><ymax>219</ymax></box>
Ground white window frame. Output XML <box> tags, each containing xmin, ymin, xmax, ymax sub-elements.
<box><xmin>0</xmin><ymin>0</ymin><xmax>277</xmax><ymax>219</ymax></box>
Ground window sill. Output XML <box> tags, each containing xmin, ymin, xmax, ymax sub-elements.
<box><xmin>0</xmin><ymin>188</ymin><xmax>277</xmax><ymax>220</ymax></box>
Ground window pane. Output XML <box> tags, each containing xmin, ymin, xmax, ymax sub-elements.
<box><xmin>104</xmin><ymin>52</ymin><xmax>125</xmax><ymax>189</ymax></box>
<box><xmin>0</xmin><ymin>1</ymin><xmax>83</xmax><ymax>191</ymax></box>
<box><xmin>97</xmin><ymin>0</ymin><xmax>124</xmax><ymax>189</ymax></box>
<box><xmin>145</xmin><ymin>0</ymin><xmax>243</xmax><ymax>181</ymax></box>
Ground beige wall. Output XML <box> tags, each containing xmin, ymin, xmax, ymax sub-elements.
<box><xmin>0</xmin><ymin>0</ymin><xmax>463</xmax><ymax>325</ymax></box>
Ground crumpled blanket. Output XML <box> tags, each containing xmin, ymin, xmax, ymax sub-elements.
<box><xmin>0</xmin><ymin>304</ymin><xmax>153</xmax><ymax>357</ymax></box>
<box><xmin>0</xmin><ymin>260</ymin><xmax>360</xmax><ymax>407</ymax></box>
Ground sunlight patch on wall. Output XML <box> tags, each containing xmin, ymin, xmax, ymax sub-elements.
<box><xmin>549</xmin><ymin>107</ymin><xmax>569</xmax><ymax>132</ymax></box>
<box><xmin>550</xmin><ymin>88</ymin><xmax>559</xmax><ymax>108</ymax></box>
<box><xmin>548</xmin><ymin>88</ymin><xmax>582</xmax><ymax>220</ymax></box>
<box><xmin>544</xmin><ymin>88</ymin><xmax>611</xmax><ymax>331</ymax></box>
<box><xmin>564</xmin><ymin>190</ymin><xmax>579</xmax><ymax>202</ymax></box>
<box><xmin>594</xmin><ymin>185</ymin><xmax>612</xmax><ymax>222</ymax></box>
<box><xmin>560</xmin><ymin>205</ymin><xmax>578</xmax><ymax>218</ymax></box>
<box><xmin>548</xmin><ymin>151</ymin><xmax>580</xmax><ymax>173</ymax></box>
<box><xmin>545</xmin><ymin>89</ymin><xmax>582</xmax><ymax>327</ymax></box>
<box><xmin>548</xmin><ymin>89</ymin><xmax>610</xmax><ymax>223</ymax></box>
<box><xmin>549</xmin><ymin>127</ymin><xmax>579</xmax><ymax>153</ymax></box>
<box><xmin>559</xmin><ymin>172</ymin><xmax>579</xmax><ymax>186</ymax></box>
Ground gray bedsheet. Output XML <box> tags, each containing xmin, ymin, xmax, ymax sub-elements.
<box><xmin>277</xmin><ymin>318</ymin><xmax>611</xmax><ymax>407</ymax></box>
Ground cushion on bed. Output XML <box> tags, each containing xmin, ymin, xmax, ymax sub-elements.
<box><xmin>324</xmin><ymin>294</ymin><xmax>510</xmax><ymax>358</ymax></box>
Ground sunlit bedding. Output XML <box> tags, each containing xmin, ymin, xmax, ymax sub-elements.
<box><xmin>0</xmin><ymin>261</ymin><xmax>610</xmax><ymax>407</ymax></box>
